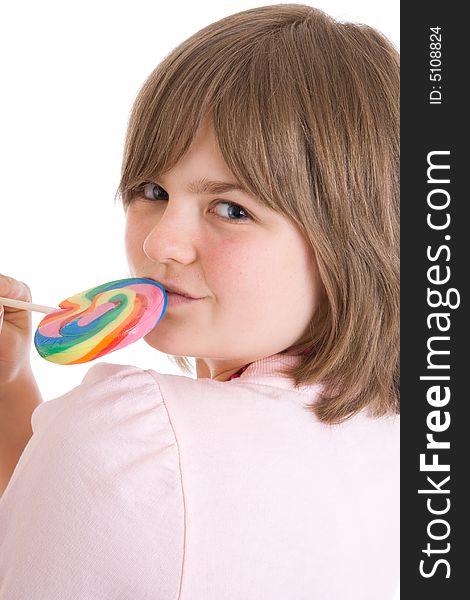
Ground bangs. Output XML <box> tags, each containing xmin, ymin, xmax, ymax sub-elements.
<box><xmin>118</xmin><ymin>6</ymin><xmax>319</xmax><ymax>219</ymax></box>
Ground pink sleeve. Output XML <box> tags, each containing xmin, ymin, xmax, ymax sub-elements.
<box><xmin>0</xmin><ymin>363</ymin><xmax>184</xmax><ymax>599</ymax></box>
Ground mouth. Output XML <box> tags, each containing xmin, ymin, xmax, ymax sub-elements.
<box><xmin>163</xmin><ymin>287</ymin><xmax>201</xmax><ymax>300</ymax></box>
<box><xmin>164</xmin><ymin>289</ymin><xmax>205</xmax><ymax>307</ymax></box>
<box><xmin>139</xmin><ymin>276</ymin><xmax>204</xmax><ymax>301</ymax></box>
<box><xmin>159</xmin><ymin>281</ymin><xmax>204</xmax><ymax>300</ymax></box>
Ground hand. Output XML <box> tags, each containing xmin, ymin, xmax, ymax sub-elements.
<box><xmin>0</xmin><ymin>273</ymin><xmax>34</xmax><ymax>383</ymax></box>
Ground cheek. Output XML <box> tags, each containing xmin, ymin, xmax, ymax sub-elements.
<box><xmin>207</xmin><ymin>237</ymin><xmax>301</xmax><ymax>320</ymax></box>
<box><xmin>124</xmin><ymin>214</ymin><xmax>147</xmax><ymax>267</ymax></box>
<box><xmin>206</xmin><ymin>238</ymin><xmax>268</xmax><ymax>297</ymax></box>
<box><xmin>220</xmin><ymin>234</ymin><xmax>319</xmax><ymax>331</ymax></box>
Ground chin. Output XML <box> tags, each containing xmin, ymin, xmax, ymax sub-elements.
<box><xmin>142</xmin><ymin>333</ymin><xmax>190</xmax><ymax>356</ymax></box>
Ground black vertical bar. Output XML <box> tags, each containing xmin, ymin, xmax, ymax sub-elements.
<box><xmin>401</xmin><ymin>2</ymin><xmax>466</xmax><ymax>597</ymax></box>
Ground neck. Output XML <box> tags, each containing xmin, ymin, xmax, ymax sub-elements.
<box><xmin>194</xmin><ymin>343</ymin><xmax>305</xmax><ymax>381</ymax></box>
<box><xmin>195</xmin><ymin>357</ymin><xmax>250</xmax><ymax>381</ymax></box>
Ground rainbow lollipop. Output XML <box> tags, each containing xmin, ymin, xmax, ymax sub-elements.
<box><xmin>34</xmin><ymin>278</ymin><xmax>167</xmax><ymax>364</ymax></box>
<box><xmin>0</xmin><ymin>278</ymin><xmax>167</xmax><ymax>364</ymax></box>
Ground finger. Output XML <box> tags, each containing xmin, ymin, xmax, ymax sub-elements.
<box><xmin>0</xmin><ymin>274</ymin><xmax>32</xmax><ymax>303</ymax></box>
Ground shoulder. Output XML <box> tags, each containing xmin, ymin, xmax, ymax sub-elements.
<box><xmin>29</xmin><ymin>363</ymin><xmax>237</xmax><ymax>462</ymax></box>
<box><xmin>79</xmin><ymin>361</ymin><xmax>156</xmax><ymax>389</ymax></box>
<box><xmin>29</xmin><ymin>363</ymin><xmax>181</xmax><ymax>461</ymax></box>
<box><xmin>26</xmin><ymin>362</ymin><xmax>184</xmax><ymax>528</ymax></box>
<box><xmin>36</xmin><ymin>362</ymin><xmax>158</xmax><ymax>406</ymax></box>
<box><xmin>3</xmin><ymin>362</ymin><xmax>185</xmax><ymax>597</ymax></box>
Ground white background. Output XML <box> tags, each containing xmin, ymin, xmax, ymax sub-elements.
<box><xmin>0</xmin><ymin>0</ymin><xmax>400</xmax><ymax>386</ymax></box>
<box><xmin>0</xmin><ymin>0</ymin><xmax>399</xmax><ymax>373</ymax></box>
<box><xmin>1</xmin><ymin>3</ymin><xmax>399</xmax><ymax>597</ymax></box>
<box><xmin>0</xmin><ymin>0</ymin><xmax>400</xmax><ymax>399</ymax></box>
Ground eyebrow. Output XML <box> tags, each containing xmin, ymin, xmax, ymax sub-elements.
<box><xmin>186</xmin><ymin>178</ymin><xmax>248</xmax><ymax>196</ymax></box>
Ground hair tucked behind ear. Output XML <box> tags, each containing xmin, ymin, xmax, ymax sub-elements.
<box><xmin>118</xmin><ymin>4</ymin><xmax>400</xmax><ymax>424</ymax></box>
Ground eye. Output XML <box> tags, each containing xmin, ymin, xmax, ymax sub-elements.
<box><xmin>211</xmin><ymin>201</ymin><xmax>252</xmax><ymax>223</ymax></box>
<box><xmin>142</xmin><ymin>183</ymin><xmax>168</xmax><ymax>201</ymax></box>
<box><xmin>131</xmin><ymin>183</ymin><xmax>253</xmax><ymax>223</ymax></box>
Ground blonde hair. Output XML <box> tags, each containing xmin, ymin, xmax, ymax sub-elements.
<box><xmin>118</xmin><ymin>4</ymin><xmax>400</xmax><ymax>424</ymax></box>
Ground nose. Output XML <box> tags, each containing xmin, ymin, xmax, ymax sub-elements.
<box><xmin>142</xmin><ymin>202</ymin><xmax>198</xmax><ymax>266</ymax></box>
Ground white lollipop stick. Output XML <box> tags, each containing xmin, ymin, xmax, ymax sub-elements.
<box><xmin>0</xmin><ymin>296</ymin><xmax>57</xmax><ymax>314</ymax></box>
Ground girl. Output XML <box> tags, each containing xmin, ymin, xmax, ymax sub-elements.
<box><xmin>0</xmin><ymin>4</ymin><xmax>399</xmax><ymax>598</ymax></box>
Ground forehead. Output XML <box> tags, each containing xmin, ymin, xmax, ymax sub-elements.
<box><xmin>156</xmin><ymin>116</ymin><xmax>225</xmax><ymax>172</ymax></box>
<box><xmin>159</xmin><ymin>117</ymin><xmax>254</xmax><ymax>196</ymax></box>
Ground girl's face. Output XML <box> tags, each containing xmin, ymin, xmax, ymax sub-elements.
<box><xmin>124</xmin><ymin>117</ymin><xmax>323</xmax><ymax>380</ymax></box>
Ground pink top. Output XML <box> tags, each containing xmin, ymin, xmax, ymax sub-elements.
<box><xmin>0</xmin><ymin>354</ymin><xmax>399</xmax><ymax>599</ymax></box>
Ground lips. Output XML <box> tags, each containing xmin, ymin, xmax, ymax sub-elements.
<box><xmin>139</xmin><ymin>275</ymin><xmax>203</xmax><ymax>300</ymax></box>
<box><xmin>164</xmin><ymin>287</ymin><xmax>198</xmax><ymax>299</ymax></box>
<box><xmin>158</xmin><ymin>281</ymin><xmax>202</xmax><ymax>299</ymax></box>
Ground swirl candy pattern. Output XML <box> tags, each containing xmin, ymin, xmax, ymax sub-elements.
<box><xmin>34</xmin><ymin>278</ymin><xmax>167</xmax><ymax>364</ymax></box>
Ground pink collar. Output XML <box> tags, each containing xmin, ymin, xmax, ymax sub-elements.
<box><xmin>227</xmin><ymin>344</ymin><xmax>314</xmax><ymax>381</ymax></box>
